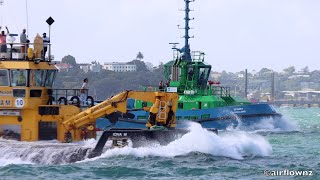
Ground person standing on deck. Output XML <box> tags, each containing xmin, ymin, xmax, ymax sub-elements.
<box><xmin>166</xmin><ymin>80</ymin><xmax>170</xmax><ymax>88</ymax></box>
<box><xmin>188</xmin><ymin>69</ymin><xmax>194</xmax><ymax>81</ymax></box>
<box><xmin>16</xmin><ymin>71</ymin><xmax>26</xmax><ymax>86</ymax></box>
<box><xmin>0</xmin><ymin>26</ymin><xmax>9</xmax><ymax>53</ymax></box>
<box><xmin>159</xmin><ymin>80</ymin><xmax>164</xmax><ymax>91</ymax></box>
<box><xmin>20</xmin><ymin>29</ymin><xmax>28</xmax><ymax>54</ymax></box>
<box><xmin>199</xmin><ymin>72</ymin><xmax>204</xmax><ymax>85</ymax></box>
<box><xmin>80</xmin><ymin>78</ymin><xmax>89</xmax><ymax>105</ymax></box>
<box><xmin>42</xmin><ymin>33</ymin><xmax>50</xmax><ymax>59</ymax></box>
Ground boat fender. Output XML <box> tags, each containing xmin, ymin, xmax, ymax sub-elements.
<box><xmin>86</xmin><ymin>96</ymin><xmax>94</xmax><ymax>107</ymax></box>
<box><xmin>64</xmin><ymin>131</ymin><xmax>72</xmax><ymax>143</ymax></box>
<box><xmin>27</xmin><ymin>48</ymin><xmax>33</xmax><ymax>59</ymax></box>
<box><xmin>70</xmin><ymin>96</ymin><xmax>80</xmax><ymax>107</ymax></box>
<box><xmin>122</xmin><ymin>112</ymin><xmax>135</xmax><ymax>119</ymax></box>
<box><xmin>105</xmin><ymin>112</ymin><xmax>119</xmax><ymax>124</ymax></box>
<box><xmin>58</xmin><ymin>97</ymin><xmax>67</xmax><ymax>105</ymax></box>
<box><xmin>165</xmin><ymin>108</ymin><xmax>175</xmax><ymax>127</ymax></box>
<box><xmin>148</xmin><ymin>112</ymin><xmax>157</xmax><ymax>126</ymax></box>
<box><xmin>17</xmin><ymin>116</ymin><xmax>23</xmax><ymax>122</ymax></box>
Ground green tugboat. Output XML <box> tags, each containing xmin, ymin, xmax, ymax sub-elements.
<box><xmin>97</xmin><ymin>0</ymin><xmax>282</xmax><ymax>130</ymax></box>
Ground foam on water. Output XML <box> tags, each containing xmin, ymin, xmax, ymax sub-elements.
<box><xmin>0</xmin><ymin>123</ymin><xmax>273</xmax><ymax>166</ymax></box>
<box><xmin>227</xmin><ymin>116</ymin><xmax>300</xmax><ymax>133</ymax></box>
<box><xmin>0</xmin><ymin>138</ymin><xmax>97</xmax><ymax>166</ymax></box>
<box><xmin>89</xmin><ymin>122</ymin><xmax>272</xmax><ymax>161</ymax></box>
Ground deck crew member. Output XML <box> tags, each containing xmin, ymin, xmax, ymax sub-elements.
<box><xmin>42</xmin><ymin>33</ymin><xmax>50</xmax><ymax>59</ymax></box>
<box><xmin>16</xmin><ymin>71</ymin><xmax>26</xmax><ymax>86</ymax></box>
<box><xmin>166</xmin><ymin>80</ymin><xmax>170</xmax><ymax>88</ymax></box>
<box><xmin>199</xmin><ymin>72</ymin><xmax>204</xmax><ymax>85</ymax></box>
<box><xmin>34</xmin><ymin>34</ymin><xmax>43</xmax><ymax>59</ymax></box>
<box><xmin>188</xmin><ymin>69</ymin><xmax>194</xmax><ymax>81</ymax></box>
<box><xmin>20</xmin><ymin>29</ymin><xmax>29</xmax><ymax>54</ymax></box>
<box><xmin>0</xmin><ymin>26</ymin><xmax>9</xmax><ymax>53</ymax></box>
<box><xmin>80</xmin><ymin>78</ymin><xmax>89</xmax><ymax>105</ymax></box>
<box><xmin>159</xmin><ymin>80</ymin><xmax>164</xmax><ymax>91</ymax></box>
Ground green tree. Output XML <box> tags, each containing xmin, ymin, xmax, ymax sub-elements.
<box><xmin>283</xmin><ymin>66</ymin><xmax>295</xmax><ymax>75</ymax></box>
<box><xmin>127</xmin><ymin>59</ymin><xmax>148</xmax><ymax>72</ymax></box>
<box><xmin>136</xmin><ymin>52</ymin><xmax>144</xmax><ymax>60</ymax></box>
<box><xmin>61</xmin><ymin>55</ymin><xmax>77</xmax><ymax>67</ymax></box>
<box><xmin>258</xmin><ymin>68</ymin><xmax>272</xmax><ymax>77</ymax></box>
<box><xmin>301</xmin><ymin>66</ymin><xmax>309</xmax><ymax>74</ymax></box>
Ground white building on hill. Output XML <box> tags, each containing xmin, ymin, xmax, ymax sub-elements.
<box><xmin>103</xmin><ymin>62</ymin><xmax>136</xmax><ymax>72</ymax></box>
<box><xmin>79</xmin><ymin>61</ymin><xmax>102</xmax><ymax>73</ymax></box>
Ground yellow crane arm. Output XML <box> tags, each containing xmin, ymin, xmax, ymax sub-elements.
<box><xmin>62</xmin><ymin>90</ymin><xmax>178</xmax><ymax>130</ymax></box>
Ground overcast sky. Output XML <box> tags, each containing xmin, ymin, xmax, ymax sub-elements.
<box><xmin>0</xmin><ymin>0</ymin><xmax>319</xmax><ymax>72</ymax></box>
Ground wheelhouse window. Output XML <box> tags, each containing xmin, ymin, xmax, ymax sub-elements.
<box><xmin>0</xmin><ymin>70</ymin><xmax>9</xmax><ymax>86</ymax></box>
<box><xmin>11</xmin><ymin>70</ymin><xmax>27</xmax><ymax>87</ymax></box>
<box><xmin>187</xmin><ymin>67</ymin><xmax>194</xmax><ymax>81</ymax></box>
<box><xmin>45</xmin><ymin>70</ymin><xmax>57</xmax><ymax>87</ymax></box>
<box><xmin>30</xmin><ymin>70</ymin><xmax>46</xmax><ymax>87</ymax></box>
<box><xmin>198</xmin><ymin>67</ymin><xmax>210</xmax><ymax>87</ymax></box>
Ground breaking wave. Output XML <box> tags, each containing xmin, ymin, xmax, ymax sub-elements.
<box><xmin>0</xmin><ymin>122</ymin><xmax>273</xmax><ymax>166</ymax></box>
<box><xmin>89</xmin><ymin>122</ymin><xmax>272</xmax><ymax>161</ymax></box>
<box><xmin>228</xmin><ymin>116</ymin><xmax>300</xmax><ymax>133</ymax></box>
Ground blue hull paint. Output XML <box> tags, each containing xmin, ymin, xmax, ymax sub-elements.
<box><xmin>96</xmin><ymin>103</ymin><xmax>282</xmax><ymax>130</ymax></box>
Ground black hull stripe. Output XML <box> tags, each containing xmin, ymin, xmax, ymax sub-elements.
<box><xmin>116</xmin><ymin>113</ymin><xmax>282</xmax><ymax>124</ymax></box>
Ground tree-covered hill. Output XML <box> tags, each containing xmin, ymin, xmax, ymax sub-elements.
<box><xmin>54</xmin><ymin>55</ymin><xmax>320</xmax><ymax>101</ymax></box>
<box><xmin>54</xmin><ymin>60</ymin><xmax>165</xmax><ymax>100</ymax></box>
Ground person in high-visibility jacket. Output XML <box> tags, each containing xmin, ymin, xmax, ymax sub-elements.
<box><xmin>33</xmin><ymin>34</ymin><xmax>43</xmax><ymax>59</ymax></box>
<box><xmin>16</xmin><ymin>71</ymin><xmax>26</xmax><ymax>86</ymax></box>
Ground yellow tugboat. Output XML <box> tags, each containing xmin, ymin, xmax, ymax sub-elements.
<box><xmin>0</xmin><ymin>37</ymin><xmax>90</xmax><ymax>142</ymax></box>
<box><xmin>0</xmin><ymin>37</ymin><xmax>185</xmax><ymax>152</ymax></box>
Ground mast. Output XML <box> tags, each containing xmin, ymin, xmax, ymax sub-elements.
<box><xmin>26</xmin><ymin>0</ymin><xmax>29</xmax><ymax>36</ymax></box>
<box><xmin>0</xmin><ymin>0</ymin><xmax>3</xmax><ymax>25</ymax></box>
<box><xmin>245</xmin><ymin>69</ymin><xmax>248</xmax><ymax>99</ymax></box>
<box><xmin>182</xmin><ymin>0</ymin><xmax>193</xmax><ymax>62</ymax></box>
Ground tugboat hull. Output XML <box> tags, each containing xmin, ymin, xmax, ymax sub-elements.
<box><xmin>97</xmin><ymin>103</ymin><xmax>282</xmax><ymax>130</ymax></box>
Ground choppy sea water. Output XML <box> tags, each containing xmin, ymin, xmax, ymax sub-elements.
<box><xmin>0</xmin><ymin>108</ymin><xmax>319</xmax><ymax>179</ymax></box>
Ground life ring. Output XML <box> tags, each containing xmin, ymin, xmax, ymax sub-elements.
<box><xmin>86</xmin><ymin>96</ymin><xmax>94</xmax><ymax>107</ymax></box>
<box><xmin>87</xmin><ymin>125</ymin><xmax>94</xmax><ymax>131</ymax></box>
<box><xmin>70</xmin><ymin>96</ymin><xmax>80</xmax><ymax>107</ymax></box>
<box><xmin>58</xmin><ymin>97</ymin><xmax>67</xmax><ymax>105</ymax></box>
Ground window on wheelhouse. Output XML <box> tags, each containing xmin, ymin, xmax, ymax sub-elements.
<box><xmin>198</xmin><ymin>67</ymin><xmax>210</xmax><ymax>87</ymax></box>
<box><xmin>45</xmin><ymin>70</ymin><xmax>57</xmax><ymax>87</ymax></box>
<box><xmin>170</xmin><ymin>66</ymin><xmax>181</xmax><ymax>81</ymax></box>
<box><xmin>30</xmin><ymin>70</ymin><xmax>46</xmax><ymax>87</ymax></box>
<box><xmin>187</xmin><ymin>67</ymin><xmax>194</xmax><ymax>81</ymax></box>
<box><xmin>11</xmin><ymin>70</ymin><xmax>28</xmax><ymax>87</ymax></box>
<box><xmin>0</xmin><ymin>70</ymin><xmax>9</xmax><ymax>86</ymax></box>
